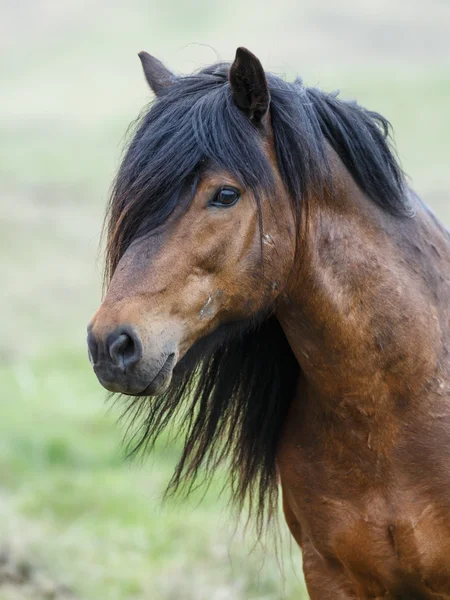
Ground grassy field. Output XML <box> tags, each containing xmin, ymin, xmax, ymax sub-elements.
<box><xmin>0</xmin><ymin>352</ymin><xmax>308</xmax><ymax>599</ymax></box>
<box><xmin>1</xmin><ymin>1</ymin><xmax>449</xmax><ymax>598</ymax></box>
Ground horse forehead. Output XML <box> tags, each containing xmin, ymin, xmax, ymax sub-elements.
<box><xmin>197</xmin><ymin>170</ymin><xmax>237</xmax><ymax>188</ymax></box>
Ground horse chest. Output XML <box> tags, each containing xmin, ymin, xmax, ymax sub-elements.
<box><xmin>279</xmin><ymin>443</ymin><xmax>450</xmax><ymax>598</ymax></box>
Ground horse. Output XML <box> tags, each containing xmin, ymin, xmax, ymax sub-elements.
<box><xmin>87</xmin><ymin>47</ymin><xmax>450</xmax><ymax>598</ymax></box>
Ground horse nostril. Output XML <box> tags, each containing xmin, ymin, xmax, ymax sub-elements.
<box><xmin>107</xmin><ymin>328</ymin><xmax>142</xmax><ymax>371</ymax></box>
<box><xmin>87</xmin><ymin>329</ymin><xmax>98</xmax><ymax>365</ymax></box>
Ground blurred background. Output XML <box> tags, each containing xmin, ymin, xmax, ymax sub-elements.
<box><xmin>1</xmin><ymin>1</ymin><xmax>449</xmax><ymax>598</ymax></box>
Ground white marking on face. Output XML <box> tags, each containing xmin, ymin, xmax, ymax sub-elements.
<box><xmin>263</xmin><ymin>233</ymin><xmax>275</xmax><ymax>247</ymax></box>
<box><xmin>199</xmin><ymin>290</ymin><xmax>225</xmax><ymax>321</ymax></box>
<box><xmin>199</xmin><ymin>295</ymin><xmax>212</xmax><ymax>320</ymax></box>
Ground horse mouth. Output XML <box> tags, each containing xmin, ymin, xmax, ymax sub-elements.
<box><xmin>93</xmin><ymin>351</ymin><xmax>176</xmax><ymax>397</ymax></box>
<box><xmin>132</xmin><ymin>352</ymin><xmax>176</xmax><ymax>396</ymax></box>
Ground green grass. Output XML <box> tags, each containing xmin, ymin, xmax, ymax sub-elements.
<box><xmin>0</xmin><ymin>353</ymin><xmax>306</xmax><ymax>599</ymax></box>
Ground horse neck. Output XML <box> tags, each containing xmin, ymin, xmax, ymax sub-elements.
<box><xmin>275</xmin><ymin>155</ymin><xmax>449</xmax><ymax>421</ymax></box>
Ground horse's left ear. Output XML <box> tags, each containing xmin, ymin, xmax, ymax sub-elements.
<box><xmin>138</xmin><ymin>51</ymin><xmax>175</xmax><ymax>95</ymax></box>
<box><xmin>229</xmin><ymin>47</ymin><xmax>270</xmax><ymax>125</ymax></box>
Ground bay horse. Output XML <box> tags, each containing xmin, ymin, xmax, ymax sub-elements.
<box><xmin>87</xmin><ymin>47</ymin><xmax>450</xmax><ymax>598</ymax></box>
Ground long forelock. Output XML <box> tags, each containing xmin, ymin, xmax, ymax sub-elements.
<box><xmin>105</xmin><ymin>66</ymin><xmax>280</xmax><ymax>283</ymax></box>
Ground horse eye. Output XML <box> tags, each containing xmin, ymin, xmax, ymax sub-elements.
<box><xmin>209</xmin><ymin>187</ymin><xmax>240</xmax><ymax>208</ymax></box>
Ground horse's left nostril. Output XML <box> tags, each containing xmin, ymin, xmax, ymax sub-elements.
<box><xmin>107</xmin><ymin>328</ymin><xmax>143</xmax><ymax>371</ymax></box>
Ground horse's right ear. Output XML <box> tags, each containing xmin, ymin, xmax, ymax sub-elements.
<box><xmin>229</xmin><ymin>47</ymin><xmax>270</xmax><ymax>125</ymax></box>
<box><xmin>138</xmin><ymin>51</ymin><xmax>175</xmax><ymax>95</ymax></box>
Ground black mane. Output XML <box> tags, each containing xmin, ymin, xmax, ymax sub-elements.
<box><xmin>106</xmin><ymin>62</ymin><xmax>408</xmax><ymax>529</ymax></box>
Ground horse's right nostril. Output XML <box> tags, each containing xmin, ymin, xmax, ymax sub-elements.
<box><xmin>87</xmin><ymin>329</ymin><xmax>98</xmax><ymax>365</ymax></box>
<box><xmin>107</xmin><ymin>328</ymin><xmax>143</xmax><ymax>371</ymax></box>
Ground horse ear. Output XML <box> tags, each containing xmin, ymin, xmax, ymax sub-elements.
<box><xmin>138</xmin><ymin>51</ymin><xmax>175</xmax><ymax>95</ymax></box>
<box><xmin>229</xmin><ymin>47</ymin><xmax>270</xmax><ymax>124</ymax></box>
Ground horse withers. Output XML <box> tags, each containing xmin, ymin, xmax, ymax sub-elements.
<box><xmin>88</xmin><ymin>48</ymin><xmax>450</xmax><ymax>599</ymax></box>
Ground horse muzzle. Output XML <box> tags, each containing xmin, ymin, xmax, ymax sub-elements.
<box><xmin>87</xmin><ymin>323</ymin><xmax>177</xmax><ymax>396</ymax></box>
